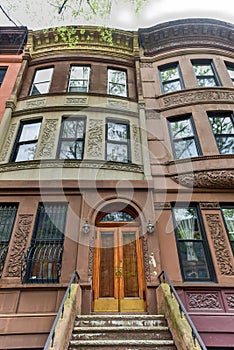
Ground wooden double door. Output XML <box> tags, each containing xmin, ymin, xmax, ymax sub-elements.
<box><xmin>93</xmin><ymin>227</ymin><xmax>146</xmax><ymax>312</ymax></box>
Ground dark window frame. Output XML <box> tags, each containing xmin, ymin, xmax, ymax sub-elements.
<box><xmin>220</xmin><ymin>204</ymin><xmax>234</xmax><ymax>255</ymax></box>
<box><xmin>191</xmin><ymin>59</ymin><xmax>220</xmax><ymax>87</ymax></box>
<box><xmin>23</xmin><ymin>202</ymin><xmax>68</xmax><ymax>284</ymax></box>
<box><xmin>57</xmin><ymin>116</ymin><xmax>86</xmax><ymax>160</ymax></box>
<box><xmin>107</xmin><ymin>68</ymin><xmax>128</xmax><ymax>97</ymax></box>
<box><xmin>10</xmin><ymin>119</ymin><xmax>42</xmax><ymax>162</ymax></box>
<box><xmin>29</xmin><ymin>66</ymin><xmax>54</xmax><ymax>96</ymax></box>
<box><xmin>105</xmin><ymin>119</ymin><xmax>131</xmax><ymax>163</ymax></box>
<box><xmin>0</xmin><ymin>67</ymin><xmax>7</xmax><ymax>86</ymax></box>
<box><xmin>0</xmin><ymin>203</ymin><xmax>18</xmax><ymax>277</ymax></box>
<box><xmin>208</xmin><ymin>111</ymin><xmax>234</xmax><ymax>154</ymax></box>
<box><xmin>67</xmin><ymin>65</ymin><xmax>91</xmax><ymax>93</ymax></box>
<box><xmin>168</xmin><ymin>114</ymin><xmax>202</xmax><ymax>160</ymax></box>
<box><xmin>172</xmin><ymin>204</ymin><xmax>216</xmax><ymax>282</ymax></box>
<box><xmin>159</xmin><ymin>62</ymin><xmax>184</xmax><ymax>94</ymax></box>
<box><xmin>225</xmin><ymin>61</ymin><xmax>234</xmax><ymax>84</ymax></box>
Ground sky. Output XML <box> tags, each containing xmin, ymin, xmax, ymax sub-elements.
<box><xmin>0</xmin><ymin>0</ymin><xmax>234</xmax><ymax>30</ymax></box>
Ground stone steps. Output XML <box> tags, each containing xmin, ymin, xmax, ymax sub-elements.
<box><xmin>68</xmin><ymin>314</ymin><xmax>177</xmax><ymax>349</ymax></box>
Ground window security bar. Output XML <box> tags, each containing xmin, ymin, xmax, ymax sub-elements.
<box><xmin>158</xmin><ymin>270</ymin><xmax>207</xmax><ymax>350</ymax></box>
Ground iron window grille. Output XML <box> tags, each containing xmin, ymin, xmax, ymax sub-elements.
<box><xmin>23</xmin><ymin>203</ymin><xmax>68</xmax><ymax>284</ymax></box>
<box><xmin>57</xmin><ymin>117</ymin><xmax>86</xmax><ymax>159</ymax></box>
<box><xmin>29</xmin><ymin>67</ymin><xmax>54</xmax><ymax>95</ymax></box>
<box><xmin>221</xmin><ymin>205</ymin><xmax>234</xmax><ymax>255</ymax></box>
<box><xmin>208</xmin><ymin>112</ymin><xmax>234</xmax><ymax>154</ymax></box>
<box><xmin>168</xmin><ymin>115</ymin><xmax>201</xmax><ymax>159</ymax></box>
<box><xmin>0</xmin><ymin>67</ymin><xmax>7</xmax><ymax>86</ymax></box>
<box><xmin>10</xmin><ymin>119</ymin><xmax>42</xmax><ymax>162</ymax></box>
<box><xmin>0</xmin><ymin>204</ymin><xmax>18</xmax><ymax>277</ymax></box>
<box><xmin>106</xmin><ymin>120</ymin><xmax>130</xmax><ymax>163</ymax></box>
<box><xmin>172</xmin><ymin>205</ymin><xmax>216</xmax><ymax>282</ymax></box>
<box><xmin>68</xmin><ymin>66</ymin><xmax>90</xmax><ymax>92</ymax></box>
<box><xmin>159</xmin><ymin>62</ymin><xmax>184</xmax><ymax>93</ymax></box>
<box><xmin>107</xmin><ymin>69</ymin><xmax>127</xmax><ymax>97</ymax></box>
<box><xmin>225</xmin><ymin>62</ymin><xmax>234</xmax><ymax>84</ymax></box>
<box><xmin>192</xmin><ymin>60</ymin><xmax>220</xmax><ymax>87</ymax></box>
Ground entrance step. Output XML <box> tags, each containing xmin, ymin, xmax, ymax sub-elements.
<box><xmin>68</xmin><ymin>314</ymin><xmax>177</xmax><ymax>349</ymax></box>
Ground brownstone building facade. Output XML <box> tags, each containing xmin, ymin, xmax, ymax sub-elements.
<box><xmin>0</xmin><ymin>18</ymin><xmax>233</xmax><ymax>349</ymax></box>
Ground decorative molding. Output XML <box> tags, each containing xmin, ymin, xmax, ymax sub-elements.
<box><xmin>107</xmin><ymin>99</ymin><xmax>129</xmax><ymax>110</ymax></box>
<box><xmin>25</xmin><ymin>98</ymin><xmax>46</xmax><ymax>109</ymax></box>
<box><xmin>0</xmin><ymin>123</ymin><xmax>17</xmax><ymax>163</ymax></box>
<box><xmin>140</xmin><ymin>62</ymin><xmax>153</xmax><ymax>68</ymax></box>
<box><xmin>87</xmin><ymin>119</ymin><xmax>104</xmax><ymax>159</ymax></box>
<box><xmin>172</xmin><ymin>170</ymin><xmax>234</xmax><ymax>188</ymax></box>
<box><xmin>5</xmin><ymin>101</ymin><xmax>16</xmax><ymax>111</ymax></box>
<box><xmin>132</xmin><ymin>124</ymin><xmax>141</xmax><ymax>163</ymax></box>
<box><xmin>142</xmin><ymin>235</ymin><xmax>151</xmax><ymax>282</ymax></box>
<box><xmin>139</xmin><ymin>18</ymin><xmax>234</xmax><ymax>56</ymax></box>
<box><xmin>6</xmin><ymin>214</ymin><xmax>33</xmax><ymax>278</ymax></box>
<box><xmin>206</xmin><ymin>214</ymin><xmax>234</xmax><ymax>276</ymax></box>
<box><xmin>187</xmin><ymin>292</ymin><xmax>221</xmax><ymax>310</ymax></box>
<box><xmin>226</xmin><ymin>295</ymin><xmax>234</xmax><ymax>309</ymax></box>
<box><xmin>154</xmin><ymin>202</ymin><xmax>171</xmax><ymax>210</ymax></box>
<box><xmin>0</xmin><ymin>159</ymin><xmax>144</xmax><ymax>174</ymax></box>
<box><xmin>200</xmin><ymin>202</ymin><xmax>220</xmax><ymax>210</ymax></box>
<box><xmin>162</xmin><ymin>89</ymin><xmax>234</xmax><ymax>109</ymax></box>
<box><xmin>88</xmin><ymin>237</ymin><xmax>95</xmax><ymax>277</ymax></box>
<box><xmin>37</xmin><ymin>119</ymin><xmax>58</xmax><ymax>158</ymax></box>
<box><xmin>65</xmin><ymin>97</ymin><xmax>88</xmax><ymax>105</ymax></box>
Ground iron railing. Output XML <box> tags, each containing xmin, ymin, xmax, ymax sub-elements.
<box><xmin>158</xmin><ymin>270</ymin><xmax>207</xmax><ymax>350</ymax></box>
<box><xmin>43</xmin><ymin>270</ymin><xmax>80</xmax><ymax>350</ymax></box>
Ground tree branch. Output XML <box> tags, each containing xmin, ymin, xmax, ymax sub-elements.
<box><xmin>58</xmin><ymin>0</ymin><xmax>69</xmax><ymax>14</ymax></box>
<box><xmin>0</xmin><ymin>5</ymin><xmax>18</xmax><ymax>26</ymax></box>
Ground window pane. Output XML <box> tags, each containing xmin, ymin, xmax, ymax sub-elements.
<box><xmin>15</xmin><ymin>143</ymin><xmax>37</xmax><ymax>162</ymax></box>
<box><xmin>0</xmin><ymin>67</ymin><xmax>7</xmax><ymax>85</ymax></box>
<box><xmin>174</xmin><ymin>139</ymin><xmax>198</xmax><ymax>158</ymax></box>
<box><xmin>107</xmin><ymin>143</ymin><xmax>128</xmax><ymax>162</ymax></box>
<box><xmin>163</xmin><ymin>81</ymin><xmax>181</xmax><ymax>93</ymax></box>
<box><xmin>170</xmin><ymin>119</ymin><xmax>193</xmax><ymax>139</ymax></box>
<box><xmin>19</xmin><ymin>123</ymin><xmax>41</xmax><ymax>142</ymax></box>
<box><xmin>59</xmin><ymin>141</ymin><xmax>83</xmax><ymax>159</ymax></box>
<box><xmin>34</xmin><ymin>68</ymin><xmax>53</xmax><ymax>83</ymax></box>
<box><xmin>68</xmin><ymin>66</ymin><xmax>90</xmax><ymax>92</ymax></box>
<box><xmin>197</xmin><ymin>78</ymin><xmax>217</xmax><ymax>87</ymax></box>
<box><xmin>221</xmin><ymin>208</ymin><xmax>234</xmax><ymax>254</ymax></box>
<box><xmin>161</xmin><ymin>67</ymin><xmax>180</xmax><ymax>82</ymax></box>
<box><xmin>62</xmin><ymin>119</ymin><xmax>85</xmax><ymax>139</ymax></box>
<box><xmin>107</xmin><ymin>122</ymin><xmax>128</xmax><ymax>142</ymax></box>
<box><xmin>101</xmin><ymin>211</ymin><xmax>134</xmax><ymax>222</ymax></box>
<box><xmin>193</xmin><ymin>64</ymin><xmax>213</xmax><ymax>76</ymax></box>
<box><xmin>209</xmin><ymin>115</ymin><xmax>234</xmax><ymax>154</ymax></box>
<box><xmin>173</xmin><ymin>208</ymin><xmax>201</xmax><ymax>239</ymax></box>
<box><xmin>108</xmin><ymin>69</ymin><xmax>127</xmax><ymax>96</ymax></box>
<box><xmin>210</xmin><ymin>117</ymin><xmax>234</xmax><ymax>134</ymax></box>
<box><xmin>30</xmin><ymin>68</ymin><xmax>53</xmax><ymax>95</ymax></box>
<box><xmin>227</xmin><ymin>67</ymin><xmax>234</xmax><ymax>80</ymax></box>
<box><xmin>31</xmin><ymin>82</ymin><xmax>51</xmax><ymax>95</ymax></box>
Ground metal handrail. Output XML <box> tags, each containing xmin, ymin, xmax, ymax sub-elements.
<box><xmin>158</xmin><ymin>270</ymin><xmax>207</xmax><ymax>350</ymax></box>
<box><xmin>43</xmin><ymin>270</ymin><xmax>80</xmax><ymax>350</ymax></box>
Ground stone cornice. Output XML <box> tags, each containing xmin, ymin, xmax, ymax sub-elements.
<box><xmin>27</xmin><ymin>26</ymin><xmax>137</xmax><ymax>60</ymax></box>
<box><xmin>0</xmin><ymin>27</ymin><xmax>28</xmax><ymax>55</ymax></box>
<box><xmin>139</xmin><ymin>18</ymin><xmax>234</xmax><ymax>56</ymax></box>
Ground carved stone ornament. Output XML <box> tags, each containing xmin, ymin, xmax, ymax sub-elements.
<box><xmin>226</xmin><ymin>295</ymin><xmax>234</xmax><ymax>309</ymax></box>
<box><xmin>25</xmin><ymin>98</ymin><xmax>46</xmax><ymax>109</ymax></box>
<box><xmin>145</xmin><ymin>111</ymin><xmax>160</xmax><ymax>120</ymax></box>
<box><xmin>154</xmin><ymin>202</ymin><xmax>171</xmax><ymax>210</ymax></box>
<box><xmin>132</xmin><ymin>124</ymin><xmax>142</xmax><ymax>163</ymax></box>
<box><xmin>187</xmin><ymin>292</ymin><xmax>221</xmax><ymax>310</ymax></box>
<box><xmin>172</xmin><ymin>170</ymin><xmax>234</xmax><ymax>189</ymax></box>
<box><xmin>107</xmin><ymin>99</ymin><xmax>129</xmax><ymax>110</ymax></box>
<box><xmin>6</xmin><ymin>214</ymin><xmax>33</xmax><ymax>278</ymax></box>
<box><xmin>206</xmin><ymin>214</ymin><xmax>234</xmax><ymax>276</ymax></box>
<box><xmin>88</xmin><ymin>237</ymin><xmax>95</xmax><ymax>277</ymax></box>
<box><xmin>162</xmin><ymin>89</ymin><xmax>234</xmax><ymax>109</ymax></box>
<box><xmin>140</xmin><ymin>62</ymin><xmax>153</xmax><ymax>68</ymax></box>
<box><xmin>0</xmin><ymin>123</ymin><xmax>16</xmax><ymax>162</ymax></box>
<box><xmin>200</xmin><ymin>202</ymin><xmax>220</xmax><ymax>210</ymax></box>
<box><xmin>37</xmin><ymin>119</ymin><xmax>58</xmax><ymax>158</ymax></box>
<box><xmin>0</xmin><ymin>159</ymin><xmax>144</xmax><ymax>173</ymax></box>
<box><xmin>87</xmin><ymin>119</ymin><xmax>104</xmax><ymax>159</ymax></box>
<box><xmin>65</xmin><ymin>97</ymin><xmax>88</xmax><ymax>105</ymax></box>
<box><xmin>142</xmin><ymin>235</ymin><xmax>151</xmax><ymax>282</ymax></box>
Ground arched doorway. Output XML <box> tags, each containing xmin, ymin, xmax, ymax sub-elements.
<box><xmin>92</xmin><ymin>205</ymin><xmax>146</xmax><ymax>312</ymax></box>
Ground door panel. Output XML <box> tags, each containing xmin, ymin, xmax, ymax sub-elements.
<box><xmin>93</xmin><ymin>227</ymin><xmax>145</xmax><ymax>312</ymax></box>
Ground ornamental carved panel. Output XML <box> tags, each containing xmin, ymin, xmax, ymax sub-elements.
<box><xmin>6</xmin><ymin>214</ymin><xmax>33</xmax><ymax>278</ymax></box>
<box><xmin>187</xmin><ymin>292</ymin><xmax>221</xmax><ymax>310</ymax></box>
<box><xmin>172</xmin><ymin>170</ymin><xmax>234</xmax><ymax>188</ymax></box>
<box><xmin>154</xmin><ymin>202</ymin><xmax>171</xmax><ymax>210</ymax></box>
<box><xmin>200</xmin><ymin>202</ymin><xmax>220</xmax><ymax>210</ymax></box>
<box><xmin>142</xmin><ymin>235</ymin><xmax>151</xmax><ymax>282</ymax></box>
<box><xmin>206</xmin><ymin>214</ymin><xmax>234</xmax><ymax>276</ymax></box>
<box><xmin>226</xmin><ymin>295</ymin><xmax>234</xmax><ymax>309</ymax></box>
<box><xmin>87</xmin><ymin>119</ymin><xmax>104</xmax><ymax>159</ymax></box>
<box><xmin>37</xmin><ymin>119</ymin><xmax>58</xmax><ymax>158</ymax></box>
<box><xmin>0</xmin><ymin>123</ymin><xmax>16</xmax><ymax>162</ymax></box>
<box><xmin>132</xmin><ymin>124</ymin><xmax>142</xmax><ymax>163</ymax></box>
